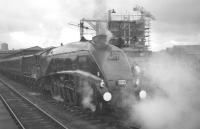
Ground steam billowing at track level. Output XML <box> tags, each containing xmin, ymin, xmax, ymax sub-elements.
<box><xmin>126</xmin><ymin>52</ymin><xmax>200</xmax><ymax>129</ymax></box>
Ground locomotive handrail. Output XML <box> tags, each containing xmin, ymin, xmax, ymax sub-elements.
<box><xmin>46</xmin><ymin>70</ymin><xmax>102</xmax><ymax>82</ymax></box>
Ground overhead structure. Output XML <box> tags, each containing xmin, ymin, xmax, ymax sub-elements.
<box><xmin>79</xmin><ymin>6</ymin><xmax>155</xmax><ymax>55</ymax></box>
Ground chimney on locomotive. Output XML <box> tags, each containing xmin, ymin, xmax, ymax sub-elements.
<box><xmin>92</xmin><ymin>35</ymin><xmax>108</xmax><ymax>48</ymax></box>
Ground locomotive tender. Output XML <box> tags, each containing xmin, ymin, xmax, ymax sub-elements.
<box><xmin>0</xmin><ymin>35</ymin><xmax>146</xmax><ymax>113</ymax></box>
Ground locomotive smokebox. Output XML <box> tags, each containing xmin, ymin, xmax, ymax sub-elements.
<box><xmin>92</xmin><ymin>35</ymin><xmax>108</xmax><ymax>49</ymax></box>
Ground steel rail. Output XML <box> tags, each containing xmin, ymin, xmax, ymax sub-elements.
<box><xmin>0</xmin><ymin>79</ymin><xmax>69</xmax><ymax>129</ymax></box>
<box><xmin>0</xmin><ymin>95</ymin><xmax>25</xmax><ymax>129</ymax></box>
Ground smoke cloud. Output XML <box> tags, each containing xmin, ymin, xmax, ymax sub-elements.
<box><xmin>92</xmin><ymin>0</ymin><xmax>113</xmax><ymax>42</ymax></box>
<box><xmin>129</xmin><ymin>52</ymin><xmax>200</xmax><ymax>129</ymax></box>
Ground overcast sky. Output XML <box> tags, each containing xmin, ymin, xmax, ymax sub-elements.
<box><xmin>0</xmin><ymin>0</ymin><xmax>199</xmax><ymax>51</ymax></box>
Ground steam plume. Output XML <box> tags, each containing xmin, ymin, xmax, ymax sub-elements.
<box><xmin>79</xmin><ymin>79</ymin><xmax>96</xmax><ymax>112</ymax></box>
<box><xmin>130</xmin><ymin>52</ymin><xmax>200</xmax><ymax>129</ymax></box>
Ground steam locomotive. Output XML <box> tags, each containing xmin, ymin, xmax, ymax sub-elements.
<box><xmin>0</xmin><ymin>35</ymin><xmax>147</xmax><ymax>113</ymax></box>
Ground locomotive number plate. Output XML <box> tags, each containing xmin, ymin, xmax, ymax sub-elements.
<box><xmin>118</xmin><ymin>80</ymin><xmax>126</xmax><ymax>85</ymax></box>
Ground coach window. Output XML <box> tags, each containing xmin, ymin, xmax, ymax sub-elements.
<box><xmin>56</xmin><ymin>59</ymin><xmax>66</xmax><ymax>71</ymax></box>
<box><xmin>65</xmin><ymin>59</ymin><xmax>72</xmax><ymax>70</ymax></box>
<box><xmin>35</xmin><ymin>56</ymin><xmax>39</xmax><ymax>65</ymax></box>
<box><xmin>78</xmin><ymin>56</ymin><xmax>89</xmax><ymax>71</ymax></box>
<box><xmin>50</xmin><ymin>59</ymin><xmax>56</xmax><ymax>72</ymax></box>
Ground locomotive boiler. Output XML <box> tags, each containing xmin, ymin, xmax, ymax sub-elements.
<box><xmin>0</xmin><ymin>35</ymin><xmax>147</xmax><ymax>113</ymax></box>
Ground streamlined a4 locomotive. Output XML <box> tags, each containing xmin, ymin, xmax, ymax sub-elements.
<box><xmin>0</xmin><ymin>35</ymin><xmax>146</xmax><ymax>113</ymax></box>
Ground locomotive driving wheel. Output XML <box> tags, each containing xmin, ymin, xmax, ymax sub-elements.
<box><xmin>41</xmin><ymin>74</ymin><xmax>104</xmax><ymax>113</ymax></box>
<box><xmin>48</xmin><ymin>74</ymin><xmax>79</xmax><ymax>105</ymax></box>
<box><xmin>63</xmin><ymin>75</ymin><xmax>79</xmax><ymax>105</ymax></box>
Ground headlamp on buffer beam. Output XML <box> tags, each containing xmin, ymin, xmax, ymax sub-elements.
<box><xmin>139</xmin><ymin>90</ymin><xmax>147</xmax><ymax>99</ymax></box>
<box><xmin>103</xmin><ymin>92</ymin><xmax>112</xmax><ymax>101</ymax></box>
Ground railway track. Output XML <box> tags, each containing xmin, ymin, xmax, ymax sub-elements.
<box><xmin>0</xmin><ymin>75</ymin><xmax>139</xmax><ymax>129</ymax></box>
<box><xmin>0</xmin><ymin>80</ymin><xmax>69</xmax><ymax>129</ymax></box>
<box><xmin>43</xmin><ymin>95</ymin><xmax>139</xmax><ymax>129</ymax></box>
